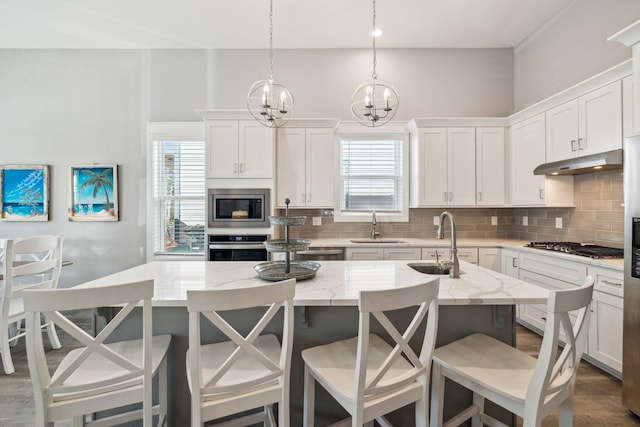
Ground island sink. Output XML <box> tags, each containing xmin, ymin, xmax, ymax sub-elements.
<box><xmin>407</xmin><ymin>262</ymin><xmax>453</xmax><ymax>275</ymax></box>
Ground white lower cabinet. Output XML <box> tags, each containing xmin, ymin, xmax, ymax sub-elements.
<box><xmin>383</xmin><ymin>248</ymin><xmax>421</xmax><ymax>260</ymax></box>
<box><xmin>500</xmin><ymin>249</ymin><xmax>519</xmax><ymax>278</ymax></box>
<box><xmin>345</xmin><ymin>248</ymin><xmax>384</xmax><ymax>260</ymax></box>
<box><xmin>517</xmin><ymin>269</ymin><xmax>580</xmax><ymax>345</ymax></box>
<box><xmin>586</xmin><ymin>266</ymin><xmax>623</xmax><ymax>377</ymax></box>
<box><xmin>421</xmin><ymin>247</ymin><xmax>450</xmax><ymax>261</ymax></box>
<box><xmin>515</xmin><ymin>251</ymin><xmax>623</xmax><ymax>376</ymax></box>
<box><xmin>345</xmin><ymin>247</ymin><xmax>421</xmax><ymax>261</ymax></box>
<box><xmin>478</xmin><ymin>248</ymin><xmax>499</xmax><ymax>269</ymax></box>
<box><xmin>516</xmin><ymin>252</ymin><xmax>587</xmax><ymax>346</ymax></box>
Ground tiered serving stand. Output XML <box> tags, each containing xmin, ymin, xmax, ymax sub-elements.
<box><xmin>254</xmin><ymin>199</ymin><xmax>321</xmax><ymax>281</ymax></box>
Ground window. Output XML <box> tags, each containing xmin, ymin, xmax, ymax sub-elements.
<box><xmin>335</xmin><ymin>131</ymin><xmax>409</xmax><ymax>222</ymax></box>
<box><xmin>147</xmin><ymin>123</ymin><xmax>205</xmax><ymax>259</ymax></box>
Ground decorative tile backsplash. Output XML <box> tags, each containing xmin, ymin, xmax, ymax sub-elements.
<box><xmin>277</xmin><ymin>170</ymin><xmax>624</xmax><ymax>248</ymax></box>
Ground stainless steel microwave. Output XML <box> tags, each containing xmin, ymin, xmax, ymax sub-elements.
<box><xmin>208</xmin><ymin>188</ymin><xmax>270</xmax><ymax>228</ymax></box>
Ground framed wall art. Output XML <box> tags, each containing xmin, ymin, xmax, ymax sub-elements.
<box><xmin>69</xmin><ymin>165</ymin><xmax>119</xmax><ymax>222</ymax></box>
<box><xmin>0</xmin><ymin>165</ymin><xmax>50</xmax><ymax>221</ymax></box>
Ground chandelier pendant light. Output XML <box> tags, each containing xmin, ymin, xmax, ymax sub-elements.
<box><xmin>247</xmin><ymin>0</ymin><xmax>294</xmax><ymax>128</ymax></box>
<box><xmin>351</xmin><ymin>0</ymin><xmax>399</xmax><ymax>127</ymax></box>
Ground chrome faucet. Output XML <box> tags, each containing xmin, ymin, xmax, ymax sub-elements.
<box><xmin>371</xmin><ymin>211</ymin><xmax>381</xmax><ymax>240</ymax></box>
<box><xmin>436</xmin><ymin>211</ymin><xmax>460</xmax><ymax>278</ymax></box>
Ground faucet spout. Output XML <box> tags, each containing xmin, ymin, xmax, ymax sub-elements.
<box><xmin>371</xmin><ymin>211</ymin><xmax>380</xmax><ymax>240</ymax></box>
<box><xmin>436</xmin><ymin>211</ymin><xmax>460</xmax><ymax>278</ymax></box>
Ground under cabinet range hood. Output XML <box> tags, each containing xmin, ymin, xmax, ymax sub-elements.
<box><xmin>533</xmin><ymin>149</ymin><xmax>623</xmax><ymax>175</ymax></box>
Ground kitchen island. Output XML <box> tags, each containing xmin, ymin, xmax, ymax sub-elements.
<box><xmin>80</xmin><ymin>260</ymin><xmax>549</xmax><ymax>426</ymax></box>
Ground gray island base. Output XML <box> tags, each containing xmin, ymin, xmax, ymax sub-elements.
<box><xmin>84</xmin><ymin>260</ymin><xmax>549</xmax><ymax>426</ymax></box>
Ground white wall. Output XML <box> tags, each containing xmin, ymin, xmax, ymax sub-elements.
<box><xmin>514</xmin><ymin>0</ymin><xmax>640</xmax><ymax>111</ymax></box>
<box><xmin>212</xmin><ymin>48</ymin><xmax>514</xmax><ymax>118</ymax></box>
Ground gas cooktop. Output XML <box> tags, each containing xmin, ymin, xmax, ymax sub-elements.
<box><xmin>526</xmin><ymin>241</ymin><xmax>623</xmax><ymax>259</ymax></box>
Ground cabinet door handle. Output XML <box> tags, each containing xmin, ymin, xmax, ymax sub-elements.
<box><xmin>478</xmin><ymin>192</ymin><xmax>482</xmax><ymax>201</ymax></box>
<box><xmin>571</xmin><ymin>139</ymin><xmax>577</xmax><ymax>151</ymax></box>
<box><xmin>234</xmin><ymin>163</ymin><xmax>238</xmax><ymax>173</ymax></box>
<box><xmin>239</xmin><ymin>163</ymin><xmax>245</xmax><ymax>173</ymax></box>
<box><xmin>578</xmin><ymin>138</ymin><xmax>585</xmax><ymax>150</ymax></box>
<box><xmin>443</xmin><ymin>192</ymin><xmax>447</xmax><ymax>202</ymax></box>
<box><xmin>512</xmin><ymin>258</ymin><xmax>518</xmax><ymax>268</ymax></box>
<box><xmin>601</xmin><ymin>279</ymin><xmax>622</xmax><ymax>287</ymax></box>
<box><xmin>539</xmin><ymin>188</ymin><xmax>544</xmax><ymax>200</ymax></box>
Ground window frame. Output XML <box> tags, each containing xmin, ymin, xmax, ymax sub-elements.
<box><xmin>146</xmin><ymin>122</ymin><xmax>205</xmax><ymax>261</ymax></box>
<box><xmin>333</xmin><ymin>126</ymin><xmax>409</xmax><ymax>223</ymax></box>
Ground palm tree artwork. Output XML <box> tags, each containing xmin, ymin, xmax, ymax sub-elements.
<box><xmin>70</xmin><ymin>165</ymin><xmax>119</xmax><ymax>221</ymax></box>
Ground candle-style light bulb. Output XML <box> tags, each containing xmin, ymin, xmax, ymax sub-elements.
<box><xmin>262</xmin><ymin>84</ymin><xmax>270</xmax><ymax>107</ymax></box>
<box><xmin>384</xmin><ymin>88</ymin><xmax>390</xmax><ymax>110</ymax></box>
<box><xmin>280</xmin><ymin>91</ymin><xmax>286</xmax><ymax>112</ymax></box>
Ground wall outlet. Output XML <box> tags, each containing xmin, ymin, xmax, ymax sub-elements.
<box><xmin>522</xmin><ymin>216</ymin><xmax>528</xmax><ymax>226</ymax></box>
<box><xmin>313</xmin><ymin>217</ymin><xmax>322</xmax><ymax>226</ymax></box>
<box><xmin>433</xmin><ymin>216</ymin><xmax>440</xmax><ymax>226</ymax></box>
<box><xmin>491</xmin><ymin>216</ymin><xmax>498</xmax><ymax>226</ymax></box>
<box><xmin>555</xmin><ymin>217</ymin><xmax>563</xmax><ymax>229</ymax></box>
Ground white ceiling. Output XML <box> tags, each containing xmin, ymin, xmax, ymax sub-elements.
<box><xmin>1</xmin><ymin>0</ymin><xmax>574</xmax><ymax>49</ymax></box>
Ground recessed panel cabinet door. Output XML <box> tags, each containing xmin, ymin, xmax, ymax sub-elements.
<box><xmin>509</xmin><ymin>113</ymin><xmax>546</xmax><ymax>206</ymax></box>
<box><xmin>447</xmin><ymin>128</ymin><xmax>476</xmax><ymax>206</ymax></box>
<box><xmin>417</xmin><ymin>128</ymin><xmax>448</xmax><ymax>205</ymax></box>
<box><xmin>276</xmin><ymin>128</ymin><xmax>306</xmax><ymax>206</ymax></box>
<box><xmin>476</xmin><ymin>127</ymin><xmax>505</xmax><ymax>206</ymax></box>
<box><xmin>240</xmin><ymin>122</ymin><xmax>274</xmax><ymax>178</ymax></box>
<box><xmin>546</xmin><ymin>100</ymin><xmax>579</xmax><ymax>163</ymax></box>
<box><xmin>207</xmin><ymin>121</ymin><xmax>239</xmax><ymax>178</ymax></box>
<box><xmin>306</xmin><ymin>128</ymin><xmax>334</xmax><ymax>207</ymax></box>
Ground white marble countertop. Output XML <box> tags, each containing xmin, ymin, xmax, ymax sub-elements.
<box><xmin>78</xmin><ymin>260</ymin><xmax>550</xmax><ymax>307</ymax></box>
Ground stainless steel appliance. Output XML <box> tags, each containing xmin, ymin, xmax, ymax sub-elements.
<box><xmin>525</xmin><ymin>241</ymin><xmax>623</xmax><ymax>258</ymax></box>
<box><xmin>295</xmin><ymin>247</ymin><xmax>345</xmax><ymax>261</ymax></box>
<box><xmin>624</xmin><ymin>135</ymin><xmax>640</xmax><ymax>416</ymax></box>
<box><xmin>208</xmin><ymin>234</ymin><xmax>268</xmax><ymax>261</ymax></box>
<box><xmin>208</xmin><ymin>188</ymin><xmax>270</xmax><ymax>228</ymax></box>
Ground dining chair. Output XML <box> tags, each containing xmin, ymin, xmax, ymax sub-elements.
<box><xmin>185</xmin><ymin>278</ymin><xmax>296</xmax><ymax>427</ymax></box>
<box><xmin>301</xmin><ymin>279</ymin><xmax>440</xmax><ymax>427</ymax></box>
<box><xmin>23</xmin><ymin>279</ymin><xmax>172</xmax><ymax>426</ymax></box>
<box><xmin>430</xmin><ymin>276</ymin><xmax>595</xmax><ymax>427</ymax></box>
<box><xmin>0</xmin><ymin>234</ymin><xmax>64</xmax><ymax>374</ymax></box>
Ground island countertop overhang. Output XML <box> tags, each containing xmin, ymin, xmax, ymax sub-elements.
<box><xmin>78</xmin><ymin>260</ymin><xmax>550</xmax><ymax>307</ymax></box>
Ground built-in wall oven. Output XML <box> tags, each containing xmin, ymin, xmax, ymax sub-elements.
<box><xmin>208</xmin><ymin>234</ymin><xmax>268</xmax><ymax>261</ymax></box>
<box><xmin>208</xmin><ymin>188</ymin><xmax>270</xmax><ymax>228</ymax></box>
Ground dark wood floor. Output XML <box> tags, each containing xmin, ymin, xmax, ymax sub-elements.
<box><xmin>1</xmin><ymin>318</ymin><xmax>639</xmax><ymax>426</ymax></box>
<box><xmin>515</xmin><ymin>324</ymin><xmax>640</xmax><ymax>426</ymax></box>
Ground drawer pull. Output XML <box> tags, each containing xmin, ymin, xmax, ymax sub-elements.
<box><xmin>601</xmin><ymin>279</ymin><xmax>622</xmax><ymax>287</ymax></box>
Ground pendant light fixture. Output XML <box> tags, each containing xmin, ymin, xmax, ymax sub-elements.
<box><xmin>350</xmin><ymin>0</ymin><xmax>399</xmax><ymax>127</ymax></box>
<box><xmin>247</xmin><ymin>0</ymin><xmax>294</xmax><ymax>128</ymax></box>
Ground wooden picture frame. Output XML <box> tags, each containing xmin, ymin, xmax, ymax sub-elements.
<box><xmin>0</xmin><ymin>165</ymin><xmax>50</xmax><ymax>221</ymax></box>
<box><xmin>69</xmin><ymin>165</ymin><xmax>119</xmax><ymax>222</ymax></box>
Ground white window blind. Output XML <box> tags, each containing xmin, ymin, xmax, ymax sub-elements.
<box><xmin>151</xmin><ymin>139</ymin><xmax>205</xmax><ymax>255</ymax></box>
<box><xmin>340</xmin><ymin>137</ymin><xmax>404</xmax><ymax>212</ymax></box>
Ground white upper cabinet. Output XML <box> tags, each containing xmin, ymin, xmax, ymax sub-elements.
<box><xmin>476</xmin><ymin>127</ymin><xmax>505</xmax><ymax>206</ymax></box>
<box><xmin>410</xmin><ymin>127</ymin><xmax>475</xmax><ymax>206</ymax></box>
<box><xmin>509</xmin><ymin>113</ymin><xmax>574</xmax><ymax>206</ymax></box>
<box><xmin>509</xmin><ymin>114</ymin><xmax>545</xmax><ymax>205</ymax></box>
<box><xmin>546</xmin><ymin>80</ymin><xmax>622</xmax><ymax>162</ymax></box>
<box><xmin>206</xmin><ymin>120</ymin><xmax>273</xmax><ymax>178</ymax></box>
<box><xmin>276</xmin><ymin>126</ymin><xmax>335</xmax><ymax>208</ymax></box>
<box><xmin>446</xmin><ymin>128</ymin><xmax>476</xmax><ymax>205</ymax></box>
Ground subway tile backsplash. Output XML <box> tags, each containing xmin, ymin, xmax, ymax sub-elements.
<box><xmin>276</xmin><ymin>170</ymin><xmax>624</xmax><ymax>248</ymax></box>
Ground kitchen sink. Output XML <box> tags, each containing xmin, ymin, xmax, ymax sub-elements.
<box><xmin>349</xmin><ymin>239</ymin><xmax>406</xmax><ymax>244</ymax></box>
<box><xmin>407</xmin><ymin>262</ymin><xmax>451</xmax><ymax>275</ymax></box>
